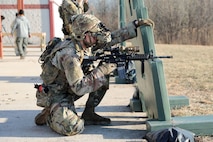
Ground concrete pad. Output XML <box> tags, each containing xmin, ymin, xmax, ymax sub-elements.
<box><xmin>0</xmin><ymin>48</ymin><xmax>148</xmax><ymax>142</ymax></box>
<box><xmin>169</xmin><ymin>96</ymin><xmax>189</xmax><ymax>109</ymax></box>
<box><xmin>146</xmin><ymin>115</ymin><xmax>213</xmax><ymax>136</ymax></box>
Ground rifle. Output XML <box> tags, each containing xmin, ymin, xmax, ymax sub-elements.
<box><xmin>87</xmin><ymin>46</ymin><xmax>172</xmax><ymax>62</ymax></box>
<box><xmin>84</xmin><ymin>46</ymin><xmax>173</xmax><ymax>78</ymax></box>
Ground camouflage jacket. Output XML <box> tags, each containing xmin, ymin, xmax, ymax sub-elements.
<box><xmin>92</xmin><ymin>22</ymin><xmax>137</xmax><ymax>51</ymax></box>
<box><xmin>50</xmin><ymin>39</ymin><xmax>108</xmax><ymax>96</ymax></box>
<box><xmin>40</xmin><ymin>21</ymin><xmax>137</xmax><ymax>103</ymax></box>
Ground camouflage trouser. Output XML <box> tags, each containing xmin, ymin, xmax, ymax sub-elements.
<box><xmin>35</xmin><ymin>86</ymin><xmax>84</xmax><ymax>136</ymax></box>
<box><xmin>47</xmin><ymin>101</ymin><xmax>84</xmax><ymax>136</ymax></box>
<box><xmin>79</xmin><ymin>60</ymin><xmax>110</xmax><ymax>109</ymax></box>
<box><xmin>35</xmin><ymin>76</ymin><xmax>109</xmax><ymax>135</ymax></box>
<box><xmin>74</xmin><ymin>74</ymin><xmax>110</xmax><ymax>108</ymax></box>
<box><xmin>45</xmin><ymin>77</ymin><xmax>109</xmax><ymax>136</ymax></box>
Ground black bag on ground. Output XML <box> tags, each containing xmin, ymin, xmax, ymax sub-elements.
<box><xmin>144</xmin><ymin>127</ymin><xmax>195</xmax><ymax>142</ymax></box>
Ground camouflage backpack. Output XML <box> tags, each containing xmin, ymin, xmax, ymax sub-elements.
<box><xmin>39</xmin><ymin>37</ymin><xmax>64</xmax><ymax>85</ymax></box>
<box><xmin>35</xmin><ymin>37</ymin><xmax>63</xmax><ymax>107</ymax></box>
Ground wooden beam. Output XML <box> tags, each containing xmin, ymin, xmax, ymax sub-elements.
<box><xmin>2</xmin><ymin>32</ymin><xmax>46</xmax><ymax>51</ymax></box>
<box><xmin>48</xmin><ymin>0</ymin><xmax>54</xmax><ymax>39</ymax></box>
<box><xmin>0</xmin><ymin>10</ymin><xmax>3</xmax><ymax>58</ymax></box>
<box><xmin>146</xmin><ymin>115</ymin><xmax>213</xmax><ymax>136</ymax></box>
<box><xmin>17</xmin><ymin>0</ymin><xmax>24</xmax><ymax>11</ymax></box>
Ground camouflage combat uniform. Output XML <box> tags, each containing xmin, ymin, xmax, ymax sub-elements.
<box><xmin>35</xmin><ymin>16</ymin><xmax>139</xmax><ymax>136</ymax></box>
<box><xmin>35</xmin><ymin>0</ymin><xmax>154</xmax><ymax>136</ymax></box>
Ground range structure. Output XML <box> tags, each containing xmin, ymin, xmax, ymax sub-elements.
<box><xmin>120</xmin><ymin>0</ymin><xmax>213</xmax><ymax>136</ymax></box>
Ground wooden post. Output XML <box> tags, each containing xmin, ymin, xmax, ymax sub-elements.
<box><xmin>0</xmin><ymin>10</ymin><xmax>3</xmax><ymax>59</ymax></box>
<box><xmin>49</xmin><ymin>0</ymin><xmax>54</xmax><ymax>39</ymax></box>
<box><xmin>119</xmin><ymin>0</ymin><xmax>126</xmax><ymax>47</ymax></box>
<box><xmin>17</xmin><ymin>0</ymin><xmax>24</xmax><ymax>11</ymax></box>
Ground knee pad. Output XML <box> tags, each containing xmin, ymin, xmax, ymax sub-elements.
<box><xmin>47</xmin><ymin>104</ymin><xmax>84</xmax><ymax>136</ymax></box>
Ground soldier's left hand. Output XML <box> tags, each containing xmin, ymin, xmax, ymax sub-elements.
<box><xmin>134</xmin><ymin>18</ymin><xmax>155</xmax><ymax>29</ymax></box>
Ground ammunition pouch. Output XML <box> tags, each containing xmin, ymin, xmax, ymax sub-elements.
<box><xmin>35</xmin><ymin>84</ymin><xmax>50</xmax><ymax>107</ymax></box>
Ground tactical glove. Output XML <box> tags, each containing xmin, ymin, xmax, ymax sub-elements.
<box><xmin>134</xmin><ymin>18</ymin><xmax>155</xmax><ymax>29</ymax></box>
<box><xmin>98</xmin><ymin>63</ymin><xmax>117</xmax><ymax>75</ymax></box>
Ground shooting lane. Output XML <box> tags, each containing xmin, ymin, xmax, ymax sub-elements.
<box><xmin>121</xmin><ymin>0</ymin><xmax>213</xmax><ymax>136</ymax></box>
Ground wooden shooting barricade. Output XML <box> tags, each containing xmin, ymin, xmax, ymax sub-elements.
<box><xmin>2</xmin><ymin>32</ymin><xmax>46</xmax><ymax>51</ymax></box>
<box><xmin>120</xmin><ymin>0</ymin><xmax>213</xmax><ymax>136</ymax></box>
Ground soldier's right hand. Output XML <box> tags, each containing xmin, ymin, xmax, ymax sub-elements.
<box><xmin>98</xmin><ymin>63</ymin><xmax>117</xmax><ymax>75</ymax></box>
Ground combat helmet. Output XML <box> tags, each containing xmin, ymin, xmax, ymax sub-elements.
<box><xmin>58</xmin><ymin>0</ymin><xmax>89</xmax><ymax>35</ymax></box>
<box><xmin>71</xmin><ymin>14</ymin><xmax>111</xmax><ymax>44</ymax></box>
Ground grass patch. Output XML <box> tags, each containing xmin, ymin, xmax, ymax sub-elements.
<box><xmin>155</xmin><ymin>44</ymin><xmax>213</xmax><ymax>116</ymax></box>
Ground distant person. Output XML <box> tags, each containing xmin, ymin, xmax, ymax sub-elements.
<box><xmin>11</xmin><ymin>13</ymin><xmax>19</xmax><ymax>56</ymax></box>
<box><xmin>11</xmin><ymin>9</ymin><xmax>31</xmax><ymax>59</ymax></box>
<box><xmin>1</xmin><ymin>15</ymin><xmax>5</xmax><ymax>21</ymax></box>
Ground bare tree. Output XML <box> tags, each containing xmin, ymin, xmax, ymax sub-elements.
<box><xmin>145</xmin><ymin>0</ymin><xmax>213</xmax><ymax>45</ymax></box>
<box><xmin>88</xmin><ymin>0</ymin><xmax>118</xmax><ymax>31</ymax></box>
<box><xmin>89</xmin><ymin>0</ymin><xmax>213</xmax><ymax>45</ymax></box>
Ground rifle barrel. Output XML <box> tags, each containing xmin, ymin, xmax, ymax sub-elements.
<box><xmin>154</xmin><ymin>56</ymin><xmax>173</xmax><ymax>59</ymax></box>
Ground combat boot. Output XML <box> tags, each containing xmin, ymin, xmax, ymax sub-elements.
<box><xmin>35</xmin><ymin>108</ymin><xmax>50</xmax><ymax>125</ymax></box>
<box><xmin>81</xmin><ymin>107</ymin><xmax>111</xmax><ymax>125</ymax></box>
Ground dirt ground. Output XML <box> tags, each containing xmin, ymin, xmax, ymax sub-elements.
<box><xmin>156</xmin><ymin>44</ymin><xmax>213</xmax><ymax>141</ymax></box>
